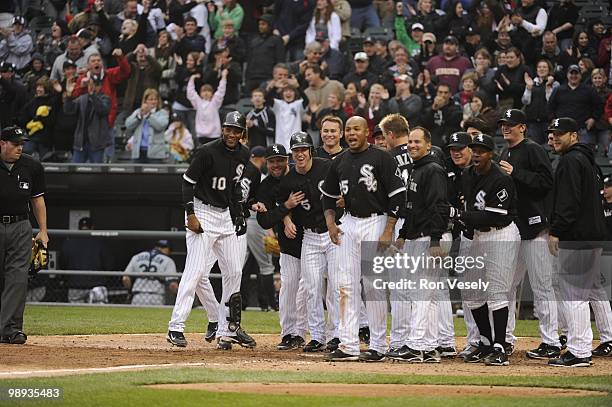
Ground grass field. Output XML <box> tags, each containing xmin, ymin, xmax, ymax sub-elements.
<box><xmin>0</xmin><ymin>305</ymin><xmax>609</xmax><ymax>406</ymax></box>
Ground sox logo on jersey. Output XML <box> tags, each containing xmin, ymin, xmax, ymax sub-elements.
<box><xmin>475</xmin><ymin>190</ymin><xmax>486</xmax><ymax>210</ymax></box>
<box><xmin>359</xmin><ymin>164</ymin><xmax>378</xmax><ymax>192</ymax></box>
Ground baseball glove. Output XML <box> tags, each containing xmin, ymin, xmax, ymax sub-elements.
<box><xmin>263</xmin><ymin>235</ymin><xmax>280</xmax><ymax>256</ymax></box>
<box><xmin>30</xmin><ymin>239</ymin><xmax>48</xmax><ymax>276</ymax></box>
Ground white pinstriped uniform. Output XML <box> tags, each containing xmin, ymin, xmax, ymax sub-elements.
<box><xmin>168</xmin><ymin>198</ymin><xmax>243</xmax><ymax>337</ymax></box>
<box><xmin>390</xmin><ymin>218</ymin><xmax>410</xmax><ymax>349</ymax></box>
<box><xmin>436</xmin><ymin>233</ymin><xmax>455</xmax><ymax>349</ymax></box>
<box><xmin>506</xmin><ymin>231</ymin><xmax>560</xmax><ymax>347</ymax></box>
<box><xmin>301</xmin><ymin>230</ymin><xmax>339</xmax><ymax>343</ymax></box>
<box><xmin>458</xmin><ymin>233</ymin><xmax>479</xmax><ymax>347</ymax></box>
<box><xmin>279</xmin><ymin>253</ymin><xmax>308</xmax><ymax>338</ymax></box>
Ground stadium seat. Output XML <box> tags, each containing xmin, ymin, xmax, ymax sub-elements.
<box><xmin>363</xmin><ymin>26</ymin><xmax>393</xmax><ymax>42</ymax></box>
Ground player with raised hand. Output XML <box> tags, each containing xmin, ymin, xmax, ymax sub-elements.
<box><xmin>167</xmin><ymin>111</ymin><xmax>256</xmax><ymax>350</ymax></box>
<box><xmin>320</xmin><ymin>116</ymin><xmax>407</xmax><ymax>362</ymax></box>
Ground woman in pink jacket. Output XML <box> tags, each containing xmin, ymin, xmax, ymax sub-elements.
<box><xmin>186</xmin><ymin>68</ymin><xmax>227</xmax><ymax>145</ymax></box>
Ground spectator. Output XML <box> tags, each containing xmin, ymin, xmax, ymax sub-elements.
<box><xmin>333</xmin><ymin>0</ymin><xmax>352</xmax><ymax>43</ymax></box>
<box><xmin>404</xmin><ymin>0</ymin><xmax>441</xmax><ymax>34</ymax></box>
<box><xmin>303</xmin><ymin>64</ymin><xmax>345</xmax><ymax>117</ymax></box>
<box><xmin>151</xmin><ymin>30</ymin><xmax>177</xmax><ymax>101</ymax></box>
<box><xmin>172</xmin><ymin>51</ymin><xmax>203</xmax><ymax>140</ymax></box>
<box><xmin>187</xmin><ymin>69</ymin><xmax>227</xmax><ymax>145</ymax></box>
<box><xmin>208</xmin><ymin>0</ymin><xmax>245</xmax><ymax>39</ymax></box>
<box><xmin>548</xmin><ymin>64</ymin><xmax>604</xmax><ymax>145</ymax></box>
<box><xmin>562</xmin><ymin>31</ymin><xmax>597</xmax><ymax>69</ymax></box>
<box><xmin>316</xmin><ymin>91</ymin><xmax>348</xmax><ymax>130</ymax></box>
<box><xmin>246</xmin><ymin>87</ymin><xmax>276</xmax><ymax>148</ymax></box>
<box><xmin>441</xmin><ymin>0</ymin><xmax>472</xmax><ymax>42</ymax></box>
<box><xmin>454</xmin><ymin>71</ymin><xmax>478</xmax><ymax>107</ymax></box>
<box><xmin>387</xmin><ymin>74</ymin><xmax>422</xmax><ymax>127</ymax></box>
<box><xmin>360</xmin><ymin>35</ymin><xmax>388</xmax><ymax>75</ymax></box>
<box><xmin>51</xmin><ymin>60</ymin><xmax>79</xmax><ymax>153</ymax></box>
<box><xmin>264</xmin><ymin>63</ymin><xmax>291</xmax><ymax>100</ymax></box>
<box><xmin>494</xmin><ymin>47</ymin><xmax>529</xmax><ymax>110</ymax></box>
<box><xmin>65</xmin><ymin>73</ymin><xmax>112</xmax><ymax>163</ymax></box>
<box><xmin>355</xmin><ymin>82</ymin><xmax>389</xmax><ymax>138</ymax></box>
<box><xmin>125</xmin><ymin>88</ymin><xmax>170</xmax><ymax>163</ymax></box>
<box><xmin>546</xmin><ymin>0</ymin><xmax>579</xmax><ymax>51</ymax></box>
<box><xmin>165</xmin><ymin>112</ymin><xmax>194</xmax><ymax>163</ymax></box>
<box><xmin>317</xmin><ymin>31</ymin><xmax>347</xmax><ymax>81</ymax></box>
<box><xmin>473</xmin><ymin>1</ymin><xmax>501</xmax><ymax>46</ymax></box>
<box><xmin>507</xmin><ymin>0</ymin><xmax>547</xmax><ymax>65</ymax></box>
<box><xmin>50</xmin><ymin>36</ymin><xmax>88</xmax><ymax>82</ymax></box>
<box><xmin>72</xmin><ymin>50</ymin><xmax>131</xmax><ymax>129</ymax></box>
<box><xmin>0</xmin><ymin>62</ymin><xmax>27</xmax><ymax>128</ymax></box>
<box><xmin>381</xmin><ymin>45</ymin><xmax>420</xmax><ymax>94</ymax></box>
<box><xmin>422</xmin><ymin>82</ymin><xmax>462</xmax><ymax>146</ymax></box>
<box><xmin>174</xmin><ymin>16</ymin><xmax>206</xmax><ymax>62</ymax></box>
<box><xmin>273</xmin><ymin>0</ymin><xmax>315</xmax><ymax>61</ymax></box>
<box><xmin>488</xmin><ymin>27</ymin><xmax>513</xmax><ymax>60</ymax></box>
<box><xmin>22</xmin><ymin>53</ymin><xmax>50</xmax><ymax>96</ymax></box>
<box><xmin>20</xmin><ymin>78</ymin><xmax>58</xmax><ymax>159</ymax></box>
<box><xmin>372</xmin><ymin>124</ymin><xmax>387</xmax><ymax>149</ymax></box>
<box><xmin>245</xmin><ymin>14</ymin><xmax>285</xmax><ymax>94</ymax></box>
<box><xmin>306</xmin><ymin>0</ymin><xmax>342</xmax><ymax>51</ymax></box>
<box><xmin>202</xmin><ymin>43</ymin><xmax>241</xmax><ymax>105</ymax></box>
<box><xmin>342</xmin><ymin>52</ymin><xmax>378</xmax><ymax>93</ymax></box>
<box><xmin>123</xmin><ymin>44</ymin><xmax>162</xmax><ymax>114</ymax></box>
<box><xmin>122</xmin><ymin>240</ymin><xmax>178</xmax><ymax>306</ymax></box>
<box><xmin>39</xmin><ymin>18</ymin><xmax>70</xmax><ymax>68</ymax></box>
<box><xmin>425</xmin><ymin>35</ymin><xmax>471</xmax><ymax>94</ymax></box>
<box><xmin>578</xmin><ymin>57</ymin><xmax>595</xmax><ymax>85</ymax></box>
<box><xmin>590</xmin><ymin>68</ymin><xmax>610</xmax><ymax>156</ymax></box>
<box><xmin>267</xmin><ymin>82</ymin><xmax>308</xmax><ymax>150</ymax></box>
<box><xmin>60</xmin><ymin>217</ymin><xmax>112</xmax><ymax>304</ymax></box>
<box><xmin>395</xmin><ymin>10</ymin><xmax>424</xmax><ymax>58</ymax></box>
<box><xmin>213</xmin><ymin>18</ymin><xmax>246</xmax><ymax>64</ymax></box>
<box><xmin>472</xmin><ymin>48</ymin><xmax>496</xmax><ymax>100</ymax></box>
<box><xmin>522</xmin><ymin>59</ymin><xmax>559</xmax><ymax>145</ymax></box>
<box><xmin>349</xmin><ymin>0</ymin><xmax>379</xmax><ymax>32</ymax></box>
<box><xmin>463</xmin><ymin>26</ymin><xmax>483</xmax><ymax>59</ymax></box>
<box><xmin>413</xmin><ymin>64</ymin><xmax>435</xmax><ymax>105</ymax></box>
<box><xmin>85</xmin><ymin>12</ymin><xmax>114</xmax><ymax>63</ymax></box>
<box><xmin>414</xmin><ymin>31</ymin><xmax>436</xmax><ymax>69</ymax></box>
<box><xmin>342</xmin><ymin>81</ymin><xmax>361</xmax><ymax>117</ymax></box>
<box><xmin>109</xmin><ymin>0</ymin><xmax>156</xmax><ymax>47</ymax></box>
<box><xmin>466</xmin><ymin>90</ymin><xmax>499</xmax><ymax>137</ymax></box>
<box><xmin>0</xmin><ymin>16</ymin><xmax>33</xmax><ymax>71</ymax></box>
<box><xmin>596</xmin><ymin>36</ymin><xmax>610</xmax><ymax>86</ymax></box>
<box><xmin>289</xmin><ymin>40</ymin><xmax>325</xmax><ymax>88</ymax></box>
<box><xmin>167</xmin><ymin>0</ymin><xmax>200</xmax><ymax>28</ymax></box>
<box><xmin>76</xmin><ymin>28</ymin><xmax>100</xmax><ymax>61</ymax></box>
<box><xmin>538</xmin><ymin>31</ymin><xmax>562</xmax><ymax>72</ymax></box>
<box><xmin>586</xmin><ymin>18</ymin><xmax>607</xmax><ymax>55</ymax></box>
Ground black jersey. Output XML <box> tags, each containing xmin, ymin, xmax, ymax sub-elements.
<box><xmin>446</xmin><ymin>158</ymin><xmax>472</xmax><ymax>239</ymax></box>
<box><xmin>0</xmin><ymin>153</ymin><xmax>45</xmax><ymax>215</ymax></box>
<box><xmin>604</xmin><ymin>201</ymin><xmax>612</xmax><ymax>241</ymax></box>
<box><xmin>256</xmin><ymin>172</ymin><xmax>303</xmax><ymax>258</ymax></box>
<box><xmin>278</xmin><ymin>158</ymin><xmax>331</xmax><ymax>231</ymax></box>
<box><xmin>232</xmin><ymin>161</ymin><xmax>262</xmax><ymax>219</ymax></box>
<box><xmin>389</xmin><ymin>143</ymin><xmax>411</xmax><ymax>186</ymax></box>
<box><xmin>183</xmin><ymin>139</ymin><xmax>250</xmax><ymax>209</ymax></box>
<box><xmin>461</xmin><ymin>162</ymin><xmax>517</xmax><ymax>230</ymax></box>
<box><xmin>314</xmin><ymin>146</ymin><xmax>345</xmax><ymax>160</ymax></box>
<box><xmin>320</xmin><ymin>145</ymin><xmax>406</xmax><ymax>218</ymax></box>
<box><xmin>500</xmin><ymin>138</ymin><xmax>553</xmax><ymax>240</ymax></box>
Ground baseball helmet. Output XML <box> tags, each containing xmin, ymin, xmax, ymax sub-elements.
<box><xmin>222</xmin><ymin>111</ymin><xmax>247</xmax><ymax>130</ymax></box>
<box><xmin>289</xmin><ymin>131</ymin><xmax>313</xmax><ymax>150</ymax></box>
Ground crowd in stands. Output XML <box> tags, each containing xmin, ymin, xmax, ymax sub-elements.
<box><xmin>0</xmin><ymin>0</ymin><xmax>610</xmax><ymax>164</ymax></box>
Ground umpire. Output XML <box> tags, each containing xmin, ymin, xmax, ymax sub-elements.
<box><xmin>0</xmin><ymin>126</ymin><xmax>48</xmax><ymax>345</ymax></box>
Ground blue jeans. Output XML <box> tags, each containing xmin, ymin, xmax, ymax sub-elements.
<box><xmin>350</xmin><ymin>5</ymin><xmax>380</xmax><ymax>32</ymax></box>
<box><xmin>72</xmin><ymin>145</ymin><xmax>105</xmax><ymax>163</ymax></box>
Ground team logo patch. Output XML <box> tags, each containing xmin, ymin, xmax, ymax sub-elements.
<box><xmin>505</xmin><ymin>110</ymin><xmax>512</xmax><ymax>118</ymax></box>
<box><xmin>476</xmin><ymin>134</ymin><xmax>485</xmax><ymax>143</ymax></box>
<box><xmin>552</xmin><ymin>118</ymin><xmax>559</xmax><ymax>128</ymax></box>
<box><xmin>475</xmin><ymin>190</ymin><xmax>486</xmax><ymax>210</ymax></box>
<box><xmin>272</xmin><ymin>145</ymin><xmax>280</xmax><ymax>154</ymax></box>
<box><xmin>497</xmin><ymin>189</ymin><xmax>508</xmax><ymax>202</ymax></box>
<box><xmin>358</xmin><ymin>164</ymin><xmax>377</xmax><ymax>192</ymax></box>
<box><xmin>19</xmin><ymin>181</ymin><xmax>29</xmax><ymax>190</ymax></box>
<box><xmin>451</xmin><ymin>134</ymin><xmax>459</xmax><ymax>142</ymax></box>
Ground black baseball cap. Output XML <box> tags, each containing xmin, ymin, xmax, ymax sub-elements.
<box><xmin>468</xmin><ymin>134</ymin><xmax>495</xmax><ymax>151</ymax></box>
<box><xmin>466</xmin><ymin>26</ymin><xmax>480</xmax><ymax>36</ymax></box>
<box><xmin>443</xmin><ymin>35</ymin><xmax>458</xmax><ymax>45</ymax></box>
<box><xmin>498</xmin><ymin>109</ymin><xmax>527</xmax><ymax>126</ymax></box>
<box><xmin>567</xmin><ymin>64</ymin><xmax>581</xmax><ymax>74</ymax></box>
<box><xmin>0</xmin><ymin>61</ymin><xmax>15</xmax><ymax>73</ymax></box>
<box><xmin>1</xmin><ymin>126</ymin><xmax>29</xmax><ymax>143</ymax></box>
<box><xmin>604</xmin><ymin>176</ymin><xmax>612</xmax><ymax>187</ymax></box>
<box><xmin>363</xmin><ymin>36</ymin><xmax>375</xmax><ymax>44</ymax></box>
<box><xmin>250</xmin><ymin>145</ymin><xmax>266</xmax><ymax>158</ymax></box>
<box><xmin>265</xmin><ymin>144</ymin><xmax>288</xmax><ymax>159</ymax></box>
<box><xmin>258</xmin><ymin>14</ymin><xmax>274</xmax><ymax>25</ymax></box>
<box><xmin>156</xmin><ymin>239</ymin><xmax>171</xmax><ymax>249</ymax></box>
<box><xmin>447</xmin><ymin>132</ymin><xmax>471</xmax><ymax>148</ymax></box>
<box><xmin>63</xmin><ymin>59</ymin><xmax>77</xmax><ymax>69</ymax></box>
<box><xmin>548</xmin><ymin>117</ymin><xmax>579</xmax><ymax>133</ymax></box>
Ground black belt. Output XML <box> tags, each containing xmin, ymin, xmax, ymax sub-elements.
<box><xmin>304</xmin><ymin>226</ymin><xmax>328</xmax><ymax>234</ymax></box>
<box><xmin>477</xmin><ymin>224</ymin><xmax>510</xmax><ymax>233</ymax></box>
<box><xmin>347</xmin><ymin>211</ymin><xmax>384</xmax><ymax>219</ymax></box>
<box><xmin>0</xmin><ymin>214</ymin><xmax>28</xmax><ymax>224</ymax></box>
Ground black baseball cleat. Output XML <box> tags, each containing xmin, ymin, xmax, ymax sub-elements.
<box><xmin>526</xmin><ymin>343</ymin><xmax>561</xmax><ymax>360</ymax></box>
<box><xmin>303</xmin><ymin>340</ymin><xmax>326</xmax><ymax>352</ymax></box>
<box><xmin>324</xmin><ymin>349</ymin><xmax>359</xmax><ymax>362</ymax></box>
<box><xmin>291</xmin><ymin>335</ymin><xmax>305</xmax><ymax>348</ymax></box>
<box><xmin>459</xmin><ymin>344</ymin><xmax>479</xmax><ymax>359</ymax></box>
<box><xmin>358</xmin><ymin>349</ymin><xmax>386</xmax><ymax>362</ymax></box>
<box><xmin>358</xmin><ymin>326</ymin><xmax>370</xmax><ymax>345</ymax></box>
<box><xmin>548</xmin><ymin>351</ymin><xmax>592</xmax><ymax>367</ymax></box>
<box><xmin>394</xmin><ymin>345</ymin><xmax>424</xmax><ymax>363</ymax></box>
<box><xmin>592</xmin><ymin>341</ymin><xmax>612</xmax><ymax>357</ymax></box>
<box><xmin>464</xmin><ymin>343</ymin><xmax>493</xmax><ymax>363</ymax></box>
<box><xmin>204</xmin><ymin>322</ymin><xmax>218</xmax><ymax>343</ymax></box>
<box><xmin>166</xmin><ymin>330</ymin><xmax>187</xmax><ymax>347</ymax></box>
<box><xmin>386</xmin><ymin>347</ymin><xmax>400</xmax><ymax>359</ymax></box>
<box><xmin>0</xmin><ymin>331</ymin><xmax>27</xmax><ymax>345</ymax></box>
<box><xmin>326</xmin><ymin>337</ymin><xmax>340</xmax><ymax>352</ymax></box>
<box><xmin>559</xmin><ymin>335</ymin><xmax>567</xmax><ymax>350</ymax></box>
<box><xmin>217</xmin><ymin>338</ymin><xmax>232</xmax><ymax>350</ymax></box>
<box><xmin>219</xmin><ymin>328</ymin><xmax>257</xmax><ymax>349</ymax></box>
<box><xmin>423</xmin><ymin>349</ymin><xmax>441</xmax><ymax>363</ymax></box>
<box><xmin>504</xmin><ymin>343</ymin><xmax>514</xmax><ymax>356</ymax></box>
<box><xmin>484</xmin><ymin>345</ymin><xmax>509</xmax><ymax>366</ymax></box>
<box><xmin>436</xmin><ymin>346</ymin><xmax>457</xmax><ymax>358</ymax></box>
<box><xmin>277</xmin><ymin>334</ymin><xmax>294</xmax><ymax>350</ymax></box>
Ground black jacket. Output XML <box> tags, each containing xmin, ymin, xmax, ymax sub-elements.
<box><xmin>548</xmin><ymin>83</ymin><xmax>604</xmax><ymax>128</ymax></box>
<box><xmin>399</xmin><ymin>154</ymin><xmax>448</xmax><ymax>245</ymax></box>
<box><xmin>550</xmin><ymin>143</ymin><xmax>606</xmax><ymax>242</ymax></box>
<box><xmin>421</xmin><ymin>100</ymin><xmax>462</xmax><ymax>147</ymax></box>
<box><xmin>246</xmin><ymin>33</ymin><xmax>285</xmax><ymax>82</ymax></box>
<box><xmin>500</xmin><ymin>139</ymin><xmax>553</xmax><ymax>240</ymax></box>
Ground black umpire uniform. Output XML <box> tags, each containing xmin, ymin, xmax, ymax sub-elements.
<box><xmin>0</xmin><ymin>126</ymin><xmax>47</xmax><ymax>344</ymax></box>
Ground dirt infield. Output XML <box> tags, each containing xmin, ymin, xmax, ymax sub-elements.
<box><xmin>1</xmin><ymin>334</ymin><xmax>612</xmax><ymax>378</ymax></box>
<box><xmin>148</xmin><ymin>383</ymin><xmax>608</xmax><ymax>398</ymax></box>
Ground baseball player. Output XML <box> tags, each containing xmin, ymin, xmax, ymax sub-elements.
<box><xmin>167</xmin><ymin>111</ymin><xmax>256</xmax><ymax>350</ymax></box>
<box><xmin>314</xmin><ymin>116</ymin><xmax>346</xmax><ymax>160</ymax></box>
<box><xmin>320</xmin><ymin>116</ymin><xmax>406</xmax><ymax>361</ymax></box>
<box><xmin>446</xmin><ymin>132</ymin><xmax>479</xmax><ymax>359</ymax></box>
<box><xmin>255</xmin><ymin>144</ymin><xmax>308</xmax><ymax>350</ymax></box>
<box><xmin>122</xmin><ymin>240</ymin><xmax>178</xmax><ymax>306</ymax></box>
<box><xmin>278</xmin><ymin>132</ymin><xmax>340</xmax><ymax>352</ymax></box>
<box><xmin>547</xmin><ymin>117</ymin><xmax>607</xmax><ymax>367</ymax></box>
<box><xmin>393</xmin><ymin>126</ymin><xmax>450</xmax><ymax>363</ymax></box>
<box><xmin>449</xmin><ymin>134</ymin><xmax>521</xmax><ymax>366</ymax></box>
<box><xmin>498</xmin><ymin>109</ymin><xmax>561</xmax><ymax>359</ymax></box>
